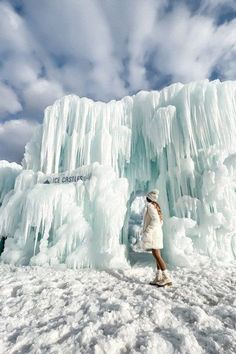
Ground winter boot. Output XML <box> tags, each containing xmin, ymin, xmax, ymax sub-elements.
<box><xmin>149</xmin><ymin>270</ymin><xmax>163</xmax><ymax>285</ymax></box>
<box><xmin>155</xmin><ymin>270</ymin><xmax>172</xmax><ymax>287</ymax></box>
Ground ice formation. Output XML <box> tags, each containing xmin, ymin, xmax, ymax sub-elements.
<box><xmin>1</xmin><ymin>79</ymin><xmax>236</xmax><ymax>268</ymax></box>
<box><xmin>0</xmin><ymin>161</ymin><xmax>22</xmax><ymax>205</ymax></box>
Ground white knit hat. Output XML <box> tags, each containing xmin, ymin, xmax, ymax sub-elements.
<box><xmin>146</xmin><ymin>189</ymin><xmax>159</xmax><ymax>203</ymax></box>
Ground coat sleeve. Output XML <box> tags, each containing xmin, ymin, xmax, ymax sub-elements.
<box><xmin>144</xmin><ymin>203</ymin><xmax>160</xmax><ymax>235</ymax></box>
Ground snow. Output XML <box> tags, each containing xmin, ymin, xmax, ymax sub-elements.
<box><xmin>1</xmin><ymin>79</ymin><xmax>236</xmax><ymax>268</ymax></box>
<box><xmin>0</xmin><ymin>261</ymin><xmax>236</xmax><ymax>354</ymax></box>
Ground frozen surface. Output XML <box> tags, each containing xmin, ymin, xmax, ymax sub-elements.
<box><xmin>0</xmin><ymin>261</ymin><xmax>236</xmax><ymax>354</ymax></box>
<box><xmin>1</xmin><ymin>79</ymin><xmax>236</xmax><ymax>267</ymax></box>
<box><xmin>0</xmin><ymin>160</ymin><xmax>22</xmax><ymax>205</ymax></box>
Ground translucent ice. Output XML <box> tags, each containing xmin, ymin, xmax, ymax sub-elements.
<box><xmin>1</xmin><ymin>163</ymin><xmax>128</xmax><ymax>268</ymax></box>
<box><xmin>0</xmin><ymin>161</ymin><xmax>22</xmax><ymax>205</ymax></box>
<box><xmin>1</xmin><ymin>79</ymin><xmax>236</xmax><ymax>268</ymax></box>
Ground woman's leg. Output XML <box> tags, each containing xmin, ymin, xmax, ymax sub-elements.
<box><xmin>151</xmin><ymin>249</ymin><xmax>160</xmax><ymax>271</ymax></box>
<box><xmin>151</xmin><ymin>249</ymin><xmax>172</xmax><ymax>285</ymax></box>
<box><xmin>151</xmin><ymin>249</ymin><xmax>166</xmax><ymax>271</ymax></box>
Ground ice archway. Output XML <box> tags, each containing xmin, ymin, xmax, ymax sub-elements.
<box><xmin>1</xmin><ymin>79</ymin><xmax>236</xmax><ymax>268</ymax></box>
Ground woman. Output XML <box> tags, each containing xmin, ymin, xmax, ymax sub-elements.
<box><xmin>142</xmin><ymin>189</ymin><xmax>172</xmax><ymax>287</ymax></box>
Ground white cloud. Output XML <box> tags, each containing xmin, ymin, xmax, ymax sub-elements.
<box><xmin>199</xmin><ymin>0</ymin><xmax>236</xmax><ymax>13</ymax></box>
<box><xmin>1</xmin><ymin>57</ymin><xmax>39</xmax><ymax>88</ymax></box>
<box><xmin>0</xmin><ymin>1</ymin><xmax>30</xmax><ymax>54</ymax></box>
<box><xmin>148</xmin><ymin>3</ymin><xmax>236</xmax><ymax>83</ymax></box>
<box><xmin>0</xmin><ymin>0</ymin><xmax>236</xmax><ymax>162</ymax></box>
<box><xmin>120</xmin><ymin>0</ymin><xmax>162</xmax><ymax>90</ymax></box>
<box><xmin>23</xmin><ymin>79</ymin><xmax>64</xmax><ymax>113</ymax></box>
<box><xmin>0</xmin><ymin>119</ymin><xmax>39</xmax><ymax>162</ymax></box>
<box><xmin>21</xmin><ymin>0</ymin><xmax>127</xmax><ymax>99</ymax></box>
<box><xmin>0</xmin><ymin>82</ymin><xmax>22</xmax><ymax>115</ymax></box>
<box><xmin>2</xmin><ymin>0</ymin><xmax>236</xmax><ymax>103</ymax></box>
<box><xmin>0</xmin><ymin>1</ymin><xmax>65</xmax><ymax>114</ymax></box>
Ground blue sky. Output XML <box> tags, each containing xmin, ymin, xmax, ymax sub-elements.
<box><xmin>0</xmin><ymin>0</ymin><xmax>236</xmax><ymax>162</ymax></box>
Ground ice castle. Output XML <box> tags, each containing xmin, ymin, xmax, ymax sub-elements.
<box><xmin>1</xmin><ymin>79</ymin><xmax>236</xmax><ymax>268</ymax></box>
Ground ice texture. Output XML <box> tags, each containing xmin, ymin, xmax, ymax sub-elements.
<box><xmin>1</xmin><ymin>79</ymin><xmax>236</xmax><ymax>268</ymax></box>
<box><xmin>0</xmin><ymin>164</ymin><xmax>128</xmax><ymax>268</ymax></box>
<box><xmin>0</xmin><ymin>161</ymin><xmax>22</xmax><ymax>205</ymax></box>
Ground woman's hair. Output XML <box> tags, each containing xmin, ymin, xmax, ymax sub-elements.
<box><xmin>146</xmin><ymin>197</ymin><xmax>163</xmax><ymax>222</ymax></box>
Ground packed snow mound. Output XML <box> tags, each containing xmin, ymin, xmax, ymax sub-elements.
<box><xmin>1</xmin><ymin>79</ymin><xmax>236</xmax><ymax>268</ymax></box>
<box><xmin>1</xmin><ymin>262</ymin><xmax>236</xmax><ymax>354</ymax></box>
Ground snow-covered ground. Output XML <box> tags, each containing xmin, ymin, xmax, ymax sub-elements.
<box><xmin>0</xmin><ymin>261</ymin><xmax>236</xmax><ymax>354</ymax></box>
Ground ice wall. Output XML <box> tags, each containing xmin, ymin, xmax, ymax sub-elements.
<box><xmin>1</xmin><ymin>79</ymin><xmax>236</xmax><ymax>268</ymax></box>
<box><xmin>1</xmin><ymin>163</ymin><xmax>128</xmax><ymax>268</ymax></box>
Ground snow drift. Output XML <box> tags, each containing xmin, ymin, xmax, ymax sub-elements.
<box><xmin>1</xmin><ymin>79</ymin><xmax>236</xmax><ymax>268</ymax></box>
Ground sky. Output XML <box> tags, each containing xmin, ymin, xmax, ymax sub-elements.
<box><xmin>0</xmin><ymin>0</ymin><xmax>236</xmax><ymax>163</ymax></box>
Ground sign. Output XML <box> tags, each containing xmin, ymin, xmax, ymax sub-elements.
<box><xmin>43</xmin><ymin>173</ymin><xmax>91</xmax><ymax>184</ymax></box>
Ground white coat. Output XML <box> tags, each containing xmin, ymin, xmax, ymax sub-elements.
<box><xmin>142</xmin><ymin>202</ymin><xmax>163</xmax><ymax>251</ymax></box>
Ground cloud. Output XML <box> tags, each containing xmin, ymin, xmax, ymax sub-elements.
<box><xmin>199</xmin><ymin>0</ymin><xmax>236</xmax><ymax>13</ymax></box>
<box><xmin>0</xmin><ymin>82</ymin><xmax>22</xmax><ymax>115</ymax></box>
<box><xmin>20</xmin><ymin>0</ymin><xmax>127</xmax><ymax>100</ymax></box>
<box><xmin>0</xmin><ymin>1</ymin><xmax>30</xmax><ymax>54</ymax></box>
<box><xmin>23</xmin><ymin>79</ymin><xmax>64</xmax><ymax>113</ymax></box>
<box><xmin>0</xmin><ymin>0</ymin><xmax>236</xmax><ymax>163</ymax></box>
<box><xmin>149</xmin><ymin>4</ymin><xmax>236</xmax><ymax>83</ymax></box>
<box><xmin>1</xmin><ymin>57</ymin><xmax>40</xmax><ymax>88</ymax></box>
<box><xmin>0</xmin><ymin>119</ymin><xmax>39</xmax><ymax>162</ymax></box>
<box><xmin>3</xmin><ymin>0</ymin><xmax>236</xmax><ymax>101</ymax></box>
<box><xmin>0</xmin><ymin>1</ymin><xmax>65</xmax><ymax>117</ymax></box>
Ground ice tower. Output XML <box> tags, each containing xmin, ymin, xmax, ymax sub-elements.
<box><xmin>1</xmin><ymin>79</ymin><xmax>236</xmax><ymax>268</ymax></box>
